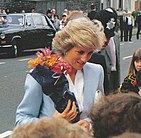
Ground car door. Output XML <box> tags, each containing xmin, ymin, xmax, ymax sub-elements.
<box><xmin>32</xmin><ymin>14</ymin><xmax>45</xmax><ymax>49</ymax></box>
<box><xmin>23</xmin><ymin>14</ymin><xmax>37</xmax><ymax>50</ymax></box>
<box><xmin>41</xmin><ymin>15</ymin><xmax>56</xmax><ymax>49</ymax></box>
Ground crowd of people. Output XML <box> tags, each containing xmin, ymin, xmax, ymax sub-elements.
<box><xmin>119</xmin><ymin>11</ymin><xmax>134</xmax><ymax>42</ymax></box>
<box><xmin>47</xmin><ymin>7</ymin><xmax>141</xmax><ymax>43</ymax></box>
<box><xmin>6</xmin><ymin>4</ymin><xmax>141</xmax><ymax>138</ymax></box>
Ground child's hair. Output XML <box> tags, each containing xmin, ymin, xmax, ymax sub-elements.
<box><xmin>136</xmin><ymin>69</ymin><xmax>141</xmax><ymax>87</ymax></box>
<box><xmin>128</xmin><ymin>48</ymin><xmax>141</xmax><ymax>76</ymax></box>
<box><xmin>11</xmin><ymin>117</ymin><xmax>93</xmax><ymax>138</ymax></box>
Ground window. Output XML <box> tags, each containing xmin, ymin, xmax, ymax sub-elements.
<box><xmin>32</xmin><ymin>15</ymin><xmax>43</xmax><ymax>27</ymax></box>
<box><xmin>26</xmin><ymin>15</ymin><xmax>34</xmax><ymax>27</ymax></box>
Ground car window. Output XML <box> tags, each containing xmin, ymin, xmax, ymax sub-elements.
<box><xmin>41</xmin><ymin>15</ymin><xmax>48</xmax><ymax>26</ymax></box>
<box><xmin>26</xmin><ymin>15</ymin><xmax>34</xmax><ymax>27</ymax></box>
<box><xmin>32</xmin><ymin>15</ymin><xmax>43</xmax><ymax>27</ymax></box>
<box><xmin>7</xmin><ymin>15</ymin><xmax>23</xmax><ymax>26</ymax></box>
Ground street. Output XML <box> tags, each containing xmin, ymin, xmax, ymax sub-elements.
<box><xmin>0</xmin><ymin>35</ymin><xmax>141</xmax><ymax>133</ymax></box>
<box><xmin>0</xmin><ymin>53</ymin><xmax>35</xmax><ymax>133</ymax></box>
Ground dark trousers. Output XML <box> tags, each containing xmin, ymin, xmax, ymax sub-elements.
<box><xmin>108</xmin><ymin>71</ymin><xmax>119</xmax><ymax>94</ymax></box>
<box><xmin>124</xmin><ymin>26</ymin><xmax>128</xmax><ymax>41</ymax></box>
<box><xmin>137</xmin><ymin>27</ymin><xmax>141</xmax><ymax>39</ymax></box>
<box><xmin>120</xmin><ymin>28</ymin><xmax>124</xmax><ymax>41</ymax></box>
<box><xmin>127</xmin><ymin>25</ymin><xmax>133</xmax><ymax>41</ymax></box>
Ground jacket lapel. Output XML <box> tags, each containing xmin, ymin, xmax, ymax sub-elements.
<box><xmin>82</xmin><ymin>64</ymin><xmax>95</xmax><ymax>113</ymax></box>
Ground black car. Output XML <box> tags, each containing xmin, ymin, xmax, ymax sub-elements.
<box><xmin>0</xmin><ymin>13</ymin><xmax>56</xmax><ymax>57</ymax></box>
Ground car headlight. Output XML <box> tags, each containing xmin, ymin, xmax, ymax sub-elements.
<box><xmin>0</xmin><ymin>33</ymin><xmax>5</xmax><ymax>39</ymax></box>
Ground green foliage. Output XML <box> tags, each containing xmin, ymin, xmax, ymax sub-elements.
<box><xmin>132</xmin><ymin>11</ymin><xmax>138</xmax><ymax>18</ymax></box>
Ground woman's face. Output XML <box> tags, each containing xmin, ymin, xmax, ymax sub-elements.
<box><xmin>63</xmin><ymin>46</ymin><xmax>93</xmax><ymax>71</ymax></box>
<box><xmin>134</xmin><ymin>59</ymin><xmax>141</xmax><ymax>72</ymax></box>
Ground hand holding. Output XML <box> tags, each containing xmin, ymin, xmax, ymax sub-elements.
<box><xmin>53</xmin><ymin>100</ymin><xmax>78</xmax><ymax>122</ymax></box>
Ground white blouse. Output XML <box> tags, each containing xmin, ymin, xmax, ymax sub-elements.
<box><xmin>66</xmin><ymin>70</ymin><xmax>84</xmax><ymax>112</ymax></box>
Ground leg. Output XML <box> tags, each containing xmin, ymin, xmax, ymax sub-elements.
<box><xmin>137</xmin><ymin>27</ymin><xmax>141</xmax><ymax>39</ymax></box>
<box><xmin>108</xmin><ymin>71</ymin><xmax>119</xmax><ymax>93</ymax></box>
<box><xmin>129</xmin><ymin>25</ymin><xmax>133</xmax><ymax>41</ymax></box>
<box><xmin>124</xmin><ymin>27</ymin><xmax>128</xmax><ymax>41</ymax></box>
<box><xmin>120</xmin><ymin>29</ymin><xmax>123</xmax><ymax>41</ymax></box>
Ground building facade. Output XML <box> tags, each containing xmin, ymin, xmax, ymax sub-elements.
<box><xmin>0</xmin><ymin>0</ymin><xmax>12</xmax><ymax>9</ymax></box>
<box><xmin>30</xmin><ymin>0</ymin><xmax>101</xmax><ymax>16</ymax></box>
<box><xmin>107</xmin><ymin>0</ymin><xmax>138</xmax><ymax>12</ymax></box>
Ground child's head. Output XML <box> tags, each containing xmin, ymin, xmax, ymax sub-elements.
<box><xmin>128</xmin><ymin>48</ymin><xmax>141</xmax><ymax>76</ymax></box>
<box><xmin>89</xmin><ymin>93</ymin><xmax>141</xmax><ymax>138</ymax></box>
<box><xmin>11</xmin><ymin>117</ymin><xmax>92</xmax><ymax>138</ymax></box>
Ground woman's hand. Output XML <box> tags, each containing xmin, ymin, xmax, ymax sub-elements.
<box><xmin>53</xmin><ymin>100</ymin><xmax>78</xmax><ymax>122</ymax></box>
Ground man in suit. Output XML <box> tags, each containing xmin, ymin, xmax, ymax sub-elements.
<box><xmin>120</xmin><ymin>11</ymin><xmax>128</xmax><ymax>41</ymax></box>
<box><xmin>94</xmin><ymin>8</ymin><xmax>120</xmax><ymax>94</ymax></box>
<box><xmin>100</xmin><ymin>33</ymin><xmax>120</xmax><ymax>93</ymax></box>
<box><xmin>136</xmin><ymin>11</ymin><xmax>141</xmax><ymax>39</ymax></box>
<box><xmin>127</xmin><ymin>11</ymin><xmax>134</xmax><ymax>41</ymax></box>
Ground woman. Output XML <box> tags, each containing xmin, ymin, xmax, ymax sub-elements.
<box><xmin>120</xmin><ymin>48</ymin><xmax>141</xmax><ymax>93</ymax></box>
<box><xmin>15</xmin><ymin>18</ymin><xmax>106</xmax><ymax>130</ymax></box>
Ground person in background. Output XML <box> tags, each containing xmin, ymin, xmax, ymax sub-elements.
<box><xmin>120</xmin><ymin>48</ymin><xmax>141</xmax><ymax>94</ymax></box>
<box><xmin>15</xmin><ymin>18</ymin><xmax>106</xmax><ymax>132</ymax></box>
<box><xmin>6</xmin><ymin>9</ymin><xmax>10</xmax><ymax>14</ymax></box>
<box><xmin>63</xmin><ymin>8</ymin><xmax>69</xmax><ymax>15</ymax></box>
<box><xmin>21</xmin><ymin>10</ymin><xmax>25</xmax><ymax>13</ymax></box>
<box><xmin>119</xmin><ymin>11</ymin><xmax>128</xmax><ymax>41</ymax></box>
<box><xmin>89</xmin><ymin>49</ymin><xmax>109</xmax><ymax>94</ymax></box>
<box><xmin>31</xmin><ymin>8</ymin><xmax>36</xmax><ymax>13</ymax></box>
<box><xmin>51</xmin><ymin>8</ymin><xmax>56</xmax><ymax>22</ymax></box>
<box><xmin>59</xmin><ymin>13</ymin><xmax>67</xmax><ymax>30</ymax></box>
<box><xmin>127</xmin><ymin>11</ymin><xmax>134</xmax><ymax>41</ymax></box>
<box><xmin>2</xmin><ymin>9</ymin><xmax>6</xmax><ymax>14</ymax></box>
<box><xmin>11</xmin><ymin>117</ymin><xmax>93</xmax><ymax>138</ymax></box>
<box><xmin>89</xmin><ymin>92</ymin><xmax>141</xmax><ymax>138</ymax></box>
<box><xmin>136</xmin><ymin>11</ymin><xmax>141</xmax><ymax>39</ymax></box>
<box><xmin>46</xmin><ymin>9</ymin><xmax>54</xmax><ymax>23</ymax></box>
<box><xmin>53</xmin><ymin>14</ymin><xmax>60</xmax><ymax>31</ymax></box>
<box><xmin>94</xmin><ymin>7</ymin><xmax>120</xmax><ymax>94</ymax></box>
<box><xmin>87</xmin><ymin>3</ymin><xmax>97</xmax><ymax>20</ymax></box>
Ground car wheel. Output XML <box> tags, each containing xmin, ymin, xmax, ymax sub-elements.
<box><xmin>11</xmin><ymin>44</ymin><xmax>18</xmax><ymax>57</ymax></box>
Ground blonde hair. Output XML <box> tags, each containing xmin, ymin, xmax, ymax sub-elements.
<box><xmin>92</xmin><ymin>19</ymin><xmax>106</xmax><ymax>48</ymax></box>
<box><xmin>65</xmin><ymin>10</ymin><xmax>88</xmax><ymax>25</ymax></box>
<box><xmin>11</xmin><ymin>117</ymin><xmax>92</xmax><ymax>138</ymax></box>
<box><xmin>52</xmin><ymin>18</ymin><xmax>106</xmax><ymax>57</ymax></box>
